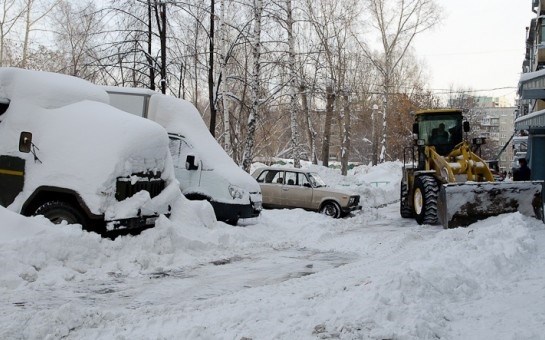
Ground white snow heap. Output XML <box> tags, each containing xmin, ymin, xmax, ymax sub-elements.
<box><xmin>0</xmin><ymin>161</ymin><xmax>544</xmax><ymax>339</ymax></box>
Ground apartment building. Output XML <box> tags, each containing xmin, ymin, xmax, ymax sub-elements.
<box><xmin>475</xmin><ymin>107</ymin><xmax>516</xmax><ymax>170</ymax></box>
<box><xmin>517</xmin><ymin>0</ymin><xmax>545</xmax><ymax>180</ymax></box>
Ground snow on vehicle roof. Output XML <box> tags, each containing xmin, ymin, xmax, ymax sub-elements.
<box><xmin>0</xmin><ymin>68</ymin><xmax>176</xmax><ymax>216</ymax></box>
<box><xmin>102</xmin><ymin>85</ymin><xmax>156</xmax><ymax>96</ymax></box>
<box><xmin>147</xmin><ymin>94</ymin><xmax>259</xmax><ymax>190</ymax></box>
<box><xmin>0</xmin><ymin>67</ymin><xmax>108</xmax><ymax>108</ymax></box>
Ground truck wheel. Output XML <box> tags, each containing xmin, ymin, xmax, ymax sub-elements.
<box><xmin>321</xmin><ymin>201</ymin><xmax>341</xmax><ymax>218</ymax></box>
<box><xmin>225</xmin><ymin>217</ymin><xmax>239</xmax><ymax>226</ymax></box>
<box><xmin>413</xmin><ymin>175</ymin><xmax>439</xmax><ymax>225</ymax></box>
<box><xmin>400</xmin><ymin>181</ymin><xmax>413</xmax><ymax>218</ymax></box>
<box><xmin>33</xmin><ymin>200</ymin><xmax>89</xmax><ymax>226</ymax></box>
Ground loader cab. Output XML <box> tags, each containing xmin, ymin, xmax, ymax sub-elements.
<box><xmin>414</xmin><ymin>110</ymin><xmax>465</xmax><ymax>156</ymax></box>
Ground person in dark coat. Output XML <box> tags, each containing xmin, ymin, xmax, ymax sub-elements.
<box><xmin>513</xmin><ymin>158</ymin><xmax>531</xmax><ymax>181</ymax></box>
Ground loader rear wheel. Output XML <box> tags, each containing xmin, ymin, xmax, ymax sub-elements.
<box><xmin>400</xmin><ymin>181</ymin><xmax>413</xmax><ymax>218</ymax></box>
<box><xmin>413</xmin><ymin>175</ymin><xmax>439</xmax><ymax>225</ymax></box>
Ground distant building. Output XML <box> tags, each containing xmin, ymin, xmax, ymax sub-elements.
<box><xmin>473</xmin><ymin>107</ymin><xmax>516</xmax><ymax>170</ymax></box>
<box><xmin>448</xmin><ymin>95</ymin><xmax>512</xmax><ymax>109</ymax></box>
<box><xmin>516</xmin><ymin>0</ymin><xmax>545</xmax><ymax>180</ymax></box>
<box><xmin>473</xmin><ymin>96</ymin><xmax>512</xmax><ymax>108</ymax></box>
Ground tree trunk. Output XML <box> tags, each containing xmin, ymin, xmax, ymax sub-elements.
<box><xmin>219</xmin><ymin>0</ymin><xmax>232</xmax><ymax>155</ymax></box>
<box><xmin>286</xmin><ymin>0</ymin><xmax>301</xmax><ymax>168</ymax></box>
<box><xmin>155</xmin><ymin>1</ymin><xmax>167</xmax><ymax>94</ymax></box>
<box><xmin>208</xmin><ymin>0</ymin><xmax>217</xmax><ymax>137</ymax></box>
<box><xmin>147</xmin><ymin>0</ymin><xmax>155</xmax><ymax>90</ymax></box>
<box><xmin>379</xmin><ymin>81</ymin><xmax>388</xmax><ymax>163</ymax></box>
<box><xmin>371</xmin><ymin>105</ymin><xmax>378</xmax><ymax>165</ymax></box>
<box><xmin>300</xmin><ymin>84</ymin><xmax>317</xmax><ymax>164</ymax></box>
<box><xmin>242</xmin><ymin>0</ymin><xmax>263</xmax><ymax>173</ymax></box>
<box><xmin>322</xmin><ymin>85</ymin><xmax>335</xmax><ymax>167</ymax></box>
<box><xmin>21</xmin><ymin>0</ymin><xmax>33</xmax><ymax>68</ymax></box>
<box><xmin>341</xmin><ymin>90</ymin><xmax>351</xmax><ymax>175</ymax></box>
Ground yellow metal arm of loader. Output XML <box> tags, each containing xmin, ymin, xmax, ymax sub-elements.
<box><xmin>425</xmin><ymin>142</ymin><xmax>494</xmax><ymax>183</ymax></box>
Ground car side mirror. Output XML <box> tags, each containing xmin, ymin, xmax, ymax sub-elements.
<box><xmin>185</xmin><ymin>155</ymin><xmax>199</xmax><ymax>170</ymax></box>
<box><xmin>463</xmin><ymin>121</ymin><xmax>470</xmax><ymax>132</ymax></box>
<box><xmin>19</xmin><ymin>131</ymin><xmax>32</xmax><ymax>153</ymax></box>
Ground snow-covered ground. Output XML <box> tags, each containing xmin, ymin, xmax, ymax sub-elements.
<box><xmin>1</xmin><ymin>162</ymin><xmax>544</xmax><ymax>339</ymax></box>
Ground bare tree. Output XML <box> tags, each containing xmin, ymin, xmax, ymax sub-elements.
<box><xmin>208</xmin><ymin>0</ymin><xmax>217</xmax><ymax>135</ymax></box>
<box><xmin>322</xmin><ymin>84</ymin><xmax>335</xmax><ymax>166</ymax></box>
<box><xmin>285</xmin><ymin>0</ymin><xmax>301</xmax><ymax>167</ymax></box>
<box><xmin>340</xmin><ymin>88</ymin><xmax>351</xmax><ymax>175</ymax></box>
<box><xmin>300</xmin><ymin>83</ymin><xmax>317</xmax><ymax>164</ymax></box>
<box><xmin>20</xmin><ymin>0</ymin><xmax>60</xmax><ymax>68</ymax></box>
<box><xmin>359</xmin><ymin>0</ymin><xmax>441</xmax><ymax>163</ymax></box>
<box><xmin>242</xmin><ymin>0</ymin><xmax>263</xmax><ymax>173</ymax></box>
<box><xmin>0</xmin><ymin>0</ymin><xmax>25</xmax><ymax>66</ymax></box>
<box><xmin>51</xmin><ymin>0</ymin><xmax>102</xmax><ymax>79</ymax></box>
<box><xmin>303</xmin><ymin>0</ymin><xmax>361</xmax><ymax>168</ymax></box>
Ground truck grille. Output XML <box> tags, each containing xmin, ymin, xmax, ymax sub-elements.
<box><xmin>115</xmin><ymin>172</ymin><xmax>165</xmax><ymax>201</ymax></box>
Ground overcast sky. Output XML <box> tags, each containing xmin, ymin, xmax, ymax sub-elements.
<box><xmin>413</xmin><ymin>0</ymin><xmax>535</xmax><ymax>105</ymax></box>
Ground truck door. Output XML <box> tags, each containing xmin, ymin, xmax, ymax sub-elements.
<box><xmin>0</xmin><ymin>155</ymin><xmax>25</xmax><ymax>207</ymax></box>
<box><xmin>168</xmin><ymin>135</ymin><xmax>201</xmax><ymax>191</ymax></box>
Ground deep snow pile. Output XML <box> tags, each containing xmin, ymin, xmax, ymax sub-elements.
<box><xmin>1</xmin><ymin>162</ymin><xmax>545</xmax><ymax>340</ymax></box>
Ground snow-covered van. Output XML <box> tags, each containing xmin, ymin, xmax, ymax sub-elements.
<box><xmin>0</xmin><ymin>68</ymin><xmax>180</xmax><ymax>234</ymax></box>
<box><xmin>105</xmin><ymin>87</ymin><xmax>262</xmax><ymax>224</ymax></box>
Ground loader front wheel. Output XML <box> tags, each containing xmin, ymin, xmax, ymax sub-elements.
<box><xmin>413</xmin><ymin>175</ymin><xmax>439</xmax><ymax>225</ymax></box>
<box><xmin>400</xmin><ymin>181</ymin><xmax>413</xmax><ymax>218</ymax></box>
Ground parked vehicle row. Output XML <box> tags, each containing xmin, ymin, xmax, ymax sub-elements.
<box><xmin>105</xmin><ymin>86</ymin><xmax>262</xmax><ymax>225</ymax></box>
<box><xmin>0</xmin><ymin>67</ymin><xmax>179</xmax><ymax>235</ymax></box>
<box><xmin>0</xmin><ymin>68</ymin><xmax>362</xmax><ymax>236</ymax></box>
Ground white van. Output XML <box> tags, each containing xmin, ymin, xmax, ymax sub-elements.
<box><xmin>105</xmin><ymin>87</ymin><xmax>262</xmax><ymax>224</ymax></box>
<box><xmin>0</xmin><ymin>68</ymin><xmax>180</xmax><ymax>235</ymax></box>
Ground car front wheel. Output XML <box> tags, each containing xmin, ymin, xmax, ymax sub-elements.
<box><xmin>320</xmin><ymin>201</ymin><xmax>341</xmax><ymax>218</ymax></box>
<box><xmin>33</xmin><ymin>200</ymin><xmax>89</xmax><ymax>226</ymax></box>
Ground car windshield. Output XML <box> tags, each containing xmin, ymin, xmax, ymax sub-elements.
<box><xmin>308</xmin><ymin>172</ymin><xmax>326</xmax><ymax>188</ymax></box>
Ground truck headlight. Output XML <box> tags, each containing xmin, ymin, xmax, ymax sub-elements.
<box><xmin>229</xmin><ymin>185</ymin><xmax>244</xmax><ymax>199</ymax></box>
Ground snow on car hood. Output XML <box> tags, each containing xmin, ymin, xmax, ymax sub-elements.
<box><xmin>147</xmin><ymin>94</ymin><xmax>260</xmax><ymax>193</ymax></box>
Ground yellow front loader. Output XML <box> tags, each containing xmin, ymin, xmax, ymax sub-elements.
<box><xmin>400</xmin><ymin>109</ymin><xmax>543</xmax><ymax>228</ymax></box>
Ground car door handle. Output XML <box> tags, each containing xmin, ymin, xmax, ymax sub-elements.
<box><xmin>282</xmin><ymin>187</ymin><xmax>289</xmax><ymax>191</ymax></box>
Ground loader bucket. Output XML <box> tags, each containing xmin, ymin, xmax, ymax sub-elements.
<box><xmin>437</xmin><ymin>181</ymin><xmax>544</xmax><ymax>228</ymax></box>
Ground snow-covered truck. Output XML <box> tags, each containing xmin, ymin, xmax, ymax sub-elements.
<box><xmin>105</xmin><ymin>87</ymin><xmax>262</xmax><ymax>225</ymax></box>
<box><xmin>0</xmin><ymin>68</ymin><xmax>180</xmax><ymax>235</ymax></box>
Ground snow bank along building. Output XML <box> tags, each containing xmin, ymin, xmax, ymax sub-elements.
<box><xmin>517</xmin><ymin>0</ymin><xmax>545</xmax><ymax>180</ymax></box>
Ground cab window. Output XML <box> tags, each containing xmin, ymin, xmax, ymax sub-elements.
<box><xmin>257</xmin><ymin>170</ymin><xmax>285</xmax><ymax>184</ymax></box>
<box><xmin>169</xmin><ymin>136</ymin><xmax>193</xmax><ymax>169</ymax></box>
<box><xmin>298</xmin><ymin>173</ymin><xmax>310</xmax><ymax>187</ymax></box>
<box><xmin>285</xmin><ymin>172</ymin><xmax>297</xmax><ymax>185</ymax></box>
